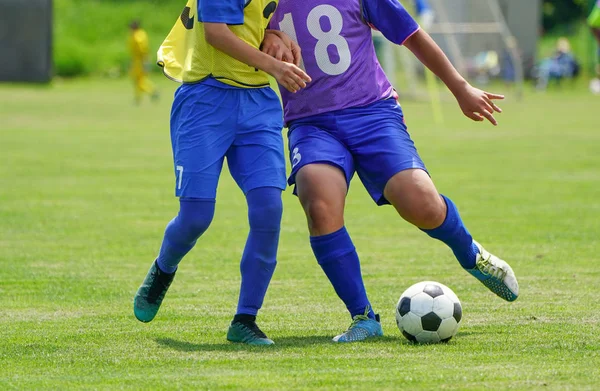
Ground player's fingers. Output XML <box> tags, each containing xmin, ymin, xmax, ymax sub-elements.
<box><xmin>292</xmin><ymin>52</ymin><xmax>301</xmax><ymax>67</ymax></box>
<box><xmin>293</xmin><ymin>67</ymin><xmax>311</xmax><ymax>82</ymax></box>
<box><xmin>484</xmin><ymin>96</ymin><xmax>502</xmax><ymax>113</ymax></box>
<box><xmin>281</xmin><ymin>49</ymin><xmax>294</xmax><ymax>64</ymax></box>
<box><xmin>290</xmin><ymin>73</ymin><xmax>307</xmax><ymax>89</ymax></box>
<box><xmin>291</xmin><ymin>42</ymin><xmax>302</xmax><ymax>67</ymax></box>
<box><xmin>277</xmin><ymin>34</ymin><xmax>293</xmax><ymax>49</ymax></box>
<box><xmin>282</xmin><ymin>81</ymin><xmax>297</xmax><ymax>93</ymax></box>
<box><xmin>485</xmin><ymin>92</ymin><xmax>505</xmax><ymax>100</ymax></box>
<box><xmin>264</xmin><ymin>45</ymin><xmax>275</xmax><ymax>57</ymax></box>
<box><xmin>481</xmin><ymin>100</ymin><xmax>495</xmax><ymax>116</ymax></box>
<box><xmin>284</xmin><ymin>75</ymin><xmax>302</xmax><ymax>92</ymax></box>
<box><xmin>465</xmin><ymin>111</ymin><xmax>484</xmax><ymax>122</ymax></box>
<box><xmin>480</xmin><ymin>110</ymin><xmax>498</xmax><ymax>126</ymax></box>
<box><xmin>267</xmin><ymin>46</ymin><xmax>283</xmax><ymax>60</ymax></box>
<box><xmin>275</xmin><ymin>46</ymin><xmax>286</xmax><ymax>61</ymax></box>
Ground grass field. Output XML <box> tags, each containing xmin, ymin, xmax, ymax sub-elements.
<box><xmin>1</xmin><ymin>78</ymin><xmax>599</xmax><ymax>390</ymax></box>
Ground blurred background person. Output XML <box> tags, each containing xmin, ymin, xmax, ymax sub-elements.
<box><xmin>414</xmin><ymin>0</ymin><xmax>435</xmax><ymax>30</ymax></box>
<box><xmin>128</xmin><ymin>20</ymin><xmax>158</xmax><ymax>104</ymax></box>
<box><xmin>535</xmin><ymin>37</ymin><xmax>580</xmax><ymax>90</ymax></box>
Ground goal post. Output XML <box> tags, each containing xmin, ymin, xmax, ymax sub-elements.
<box><xmin>376</xmin><ymin>0</ymin><xmax>537</xmax><ymax>101</ymax></box>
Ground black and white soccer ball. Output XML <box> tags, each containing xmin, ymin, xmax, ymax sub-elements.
<box><xmin>396</xmin><ymin>281</ymin><xmax>462</xmax><ymax>343</ymax></box>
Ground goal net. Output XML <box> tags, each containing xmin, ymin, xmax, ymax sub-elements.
<box><xmin>377</xmin><ymin>0</ymin><xmax>535</xmax><ymax>101</ymax></box>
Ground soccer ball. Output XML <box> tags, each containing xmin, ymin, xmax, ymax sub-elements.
<box><xmin>395</xmin><ymin>281</ymin><xmax>462</xmax><ymax>343</ymax></box>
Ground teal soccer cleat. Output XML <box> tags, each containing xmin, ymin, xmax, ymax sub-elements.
<box><xmin>467</xmin><ymin>241</ymin><xmax>519</xmax><ymax>302</ymax></box>
<box><xmin>227</xmin><ymin>315</ymin><xmax>274</xmax><ymax>346</ymax></box>
<box><xmin>332</xmin><ymin>308</ymin><xmax>383</xmax><ymax>343</ymax></box>
<box><xmin>133</xmin><ymin>261</ymin><xmax>176</xmax><ymax>323</ymax></box>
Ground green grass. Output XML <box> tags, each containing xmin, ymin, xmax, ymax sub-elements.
<box><xmin>1</xmin><ymin>78</ymin><xmax>599</xmax><ymax>390</ymax></box>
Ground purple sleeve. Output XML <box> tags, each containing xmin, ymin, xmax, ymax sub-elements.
<box><xmin>362</xmin><ymin>0</ymin><xmax>420</xmax><ymax>45</ymax></box>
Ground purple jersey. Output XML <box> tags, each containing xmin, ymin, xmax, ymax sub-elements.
<box><xmin>270</xmin><ymin>0</ymin><xmax>419</xmax><ymax>122</ymax></box>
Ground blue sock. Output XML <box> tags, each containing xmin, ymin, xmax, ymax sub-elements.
<box><xmin>310</xmin><ymin>227</ymin><xmax>375</xmax><ymax>319</ymax></box>
<box><xmin>156</xmin><ymin>198</ymin><xmax>215</xmax><ymax>274</ymax></box>
<box><xmin>236</xmin><ymin>187</ymin><xmax>283</xmax><ymax>316</ymax></box>
<box><xmin>421</xmin><ymin>195</ymin><xmax>479</xmax><ymax>269</ymax></box>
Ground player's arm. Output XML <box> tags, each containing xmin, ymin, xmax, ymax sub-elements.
<box><xmin>204</xmin><ymin>23</ymin><xmax>309</xmax><ymax>92</ymax></box>
<box><xmin>404</xmin><ymin>30</ymin><xmax>503</xmax><ymax>125</ymax></box>
<box><xmin>363</xmin><ymin>0</ymin><xmax>503</xmax><ymax>125</ymax></box>
<box><xmin>200</xmin><ymin>0</ymin><xmax>309</xmax><ymax>92</ymax></box>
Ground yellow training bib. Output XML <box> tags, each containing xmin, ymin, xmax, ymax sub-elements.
<box><xmin>158</xmin><ymin>0</ymin><xmax>278</xmax><ymax>88</ymax></box>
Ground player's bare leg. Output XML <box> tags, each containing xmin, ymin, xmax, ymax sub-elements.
<box><xmin>382</xmin><ymin>169</ymin><xmax>446</xmax><ymax>229</ymax></box>
<box><xmin>297</xmin><ymin>164</ymin><xmax>383</xmax><ymax>342</ymax></box>
<box><xmin>383</xmin><ymin>169</ymin><xmax>519</xmax><ymax>301</ymax></box>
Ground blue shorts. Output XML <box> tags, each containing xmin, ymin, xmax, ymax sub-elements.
<box><xmin>170</xmin><ymin>79</ymin><xmax>286</xmax><ymax>199</ymax></box>
<box><xmin>287</xmin><ymin>98</ymin><xmax>427</xmax><ymax>206</ymax></box>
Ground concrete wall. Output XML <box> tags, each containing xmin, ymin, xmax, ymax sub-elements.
<box><xmin>0</xmin><ymin>0</ymin><xmax>52</xmax><ymax>82</ymax></box>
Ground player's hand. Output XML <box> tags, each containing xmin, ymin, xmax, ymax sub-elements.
<box><xmin>263</xmin><ymin>30</ymin><xmax>302</xmax><ymax>66</ymax></box>
<box><xmin>262</xmin><ymin>31</ymin><xmax>294</xmax><ymax>63</ymax></box>
<box><xmin>289</xmin><ymin>39</ymin><xmax>302</xmax><ymax>67</ymax></box>
<box><xmin>454</xmin><ymin>84</ymin><xmax>504</xmax><ymax>126</ymax></box>
<box><xmin>272</xmin><ymin>61</ymin><xmax>311</xmax><ymax>93</ymax></box>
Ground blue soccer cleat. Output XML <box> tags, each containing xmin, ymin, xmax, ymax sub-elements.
<box><xmin>467</xmin><ymin>241</ymin><xmax>519</xmax><ymax>302</ymax></box>
<box><xmin>333</xmin><ymin>308</ymin><xmax>383</xmax><ymax>343</ymax></box>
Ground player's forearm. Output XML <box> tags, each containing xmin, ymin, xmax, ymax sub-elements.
<box><xmin>204</xmin><ymin>23</ymin><xmax>279</xmax><ymax>76</ymax></box>
<box><xmin>404</xmin><ymin>29</ymin><xmax>468</xmax><ymax>96</ymax></box>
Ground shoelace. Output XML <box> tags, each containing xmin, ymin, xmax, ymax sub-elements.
<box><xmin>478</xmin><ymin>254</ymin><xmax>507</xmax><ymax>280</ymax></box>
<box><xmin>237</xmin><ymin>322</ymin><xmax>268</xmax><ymax>339</ymax></box>
<box><xmin>348</xmin><ymin>314</ymin><xmax>370</xmax><ymax>330</ymax></box>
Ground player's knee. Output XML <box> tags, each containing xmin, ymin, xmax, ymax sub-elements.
<box><xmin>406</xmin><ymin>194</ymin><xmax>446</xmax><ymax>229</ymax></box>
<box><xmin>247</xmin><ymin>187</ymin><xmax>283</xmax><ymax>232</ymax></box>
<box><xmin>303</xmin><ymin>198</ymin><xmax>343</xmax><ymax>234</ymax></box>
<box><xmin>178</xmin><ymin>198</ymin><xmax>215</xmax><ymax>239</ymax></box>
<box><xmin>185</xmin><ymin>216</ymin><xmax>213</xmax><ymax>238</ymax></box>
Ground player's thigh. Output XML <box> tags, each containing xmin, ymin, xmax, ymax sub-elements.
<box><xmin>344</xmin><ymin>100</ymin><xmax>428</xmax><ymax>206</ymax></box>
<box><xmin>170</xmin><ymin>84</ymin><xmax>237</xmax><ymax>198</ymax></box>
<box><xmin>227</xmin><ymin>88</ymin><xmax>287</xmax><ymax>194</ymax></box>
<box><xmin>288</xmin><ymin>121</ymin><xmax>354</xmax><ymax>235</ymax></box>
<box><xmin>296</xmin><ymin>163</ymin><xmax>347</xmax><ymax>236</ymax></box>
<box><xmin>287</xmin><ymin>122</ymin><xmax>355</xmax><ymax>194</ymax></box>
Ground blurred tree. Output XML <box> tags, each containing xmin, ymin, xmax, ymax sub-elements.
<box><xmin>542</xmin><ymin>0</ymin><xmax>589</xmax><ymax>31</ymax></box>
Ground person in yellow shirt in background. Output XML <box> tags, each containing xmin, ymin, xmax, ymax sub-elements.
<box><xmin>128</xmin><ymin>20</ymin><xmax>158</xmax><ymax>104</ymax></box>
